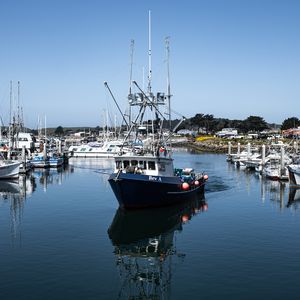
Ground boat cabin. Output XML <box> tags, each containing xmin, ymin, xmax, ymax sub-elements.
<box><xmin>114</xmin><ymin>155</ymin><xmax>174</xmax><ymax>177</ymax></box>
<box><xmin>15</xmin><ymin>132</ymin><xmax>36</xmax><ymax>152</ymax></box>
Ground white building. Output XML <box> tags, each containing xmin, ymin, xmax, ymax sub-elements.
<box><xmin>215</xmin><ymin>128</ymin><xmax>238</xmax><ymax>138</ymax></box>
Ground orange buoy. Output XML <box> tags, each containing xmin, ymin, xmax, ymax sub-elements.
<box><xmin>194</xmin><ymin>180</ymin><xmax>199</xmax><ymax>186</ymax></box>
<box><xmin>182</xmin><ymin>215</ymin><xmax>189</xmax><ymax>222</ymax></box>
<box><xmin>203</xmin><ymin>174</ymin><xmax>209</xmax><ymax>181</ymax></box>
<box><xmin>182</xmin><ymin>182</ymin><xmax>190</xmax><ymax>190</ymax></box>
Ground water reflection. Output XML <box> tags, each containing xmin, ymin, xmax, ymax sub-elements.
<box><xmin>0</xmin><ymin>175</ymin><xmax>36</xmax><ymax>242</ymax></box>
<box><xmin>287</xmin><ymin>187</ymin><xmax>300</xmax><ymax>210</ymax></box>
<box><xmin>108</xmin><ymin>198</ymin><xmax>208</xmax><ymax>299</ymax></box>
<box><xmin>225</xmin><ymin>159</ymin><xmax>300</xmax><ymax>212</ymax></box>
<box><xmin>260</xmin><ymin>177</ymin><xmax>286</xmax><ymax>209</ymax></box>
<box><xmin>32</xmin><ymin>165</ymin><xmax>72</xmax><ymax>192</ymax></box>
<box><xmin>0</xmin><ymin>166</ymin><xmax>73</xmax><ymax>244</ymax></box>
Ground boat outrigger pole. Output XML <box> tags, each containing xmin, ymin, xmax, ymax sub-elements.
<box><xmin>104</xmin><ymin>81</ymin><xmax>129</xmax><ymax>128</ymax></box>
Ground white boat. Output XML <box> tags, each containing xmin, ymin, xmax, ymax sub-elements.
<box><xmin>68</xmin><ymin>140</ymin><xmax>125</xmax><ymax>158</ymax></box>
<box><xmin>262</xmin><ymin>163</ymin><xmax>289</xmax><ymax>180</ymax></box>
<box><xmin>0</xmin><ymin>160</ymin><xmax>20</xmax><ymax>179</ymax></box>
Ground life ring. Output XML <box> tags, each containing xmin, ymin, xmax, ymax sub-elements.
<box><xmin>118</xmin><ymin>152</ymin><xmax>122</xmax><ymax>156</ymax></box>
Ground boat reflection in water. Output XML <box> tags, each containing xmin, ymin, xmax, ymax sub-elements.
<box><xmin>0</xmin><ymin>175</ymin><xmax>36</xmax><ymax>242</ymax></box>
<box><xmin>32</xmin><ymin>165</ymin><xmax>73</xmax><ymax>192</ymax></box>
<box><xmin>0</xmin><ymin>166</ymin><xmax>72</xmax><ymax>243</ymax></box>
<box><xmin>108</xmin><ymin>197</ymin><xmax>208</xmax><ymax>299</ymax></box>
<box><xmin>287</xmin><ymin>187</ymin><xmax>300</xmax><ymax>210</ymax></box>
<box><xmin>260</xmin><ymin>177</ymin><xmax>286</xmax><ymax>209</ymax></box>
<box><xmin>259</xmin><ymin>175</ymin><xmax>300</xmax><ymax>212</ymax></box>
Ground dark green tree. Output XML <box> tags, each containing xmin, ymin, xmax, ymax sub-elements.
<box><xmin>190</xmin><ymin>113</ymin><xmax>205</xmax><ymax>133</ymax></box>
<box><xmin>241</xmin><ymin>116</ymin><xmax>268</xmax><ymax>133</ymax></box>
<box><xmin>281</xmin><ymin>117</ymin><xmax>300</xmax><ymax>130</ymax></box>
<box><xmin>54</xmin><ymin>126</ymin><xmax>64</xmax><ymax>136</ymax></box>
<box><xmin>203</xmin><ymin>114</ymin><xmax>214</xmax><ymax>133</ymax></box>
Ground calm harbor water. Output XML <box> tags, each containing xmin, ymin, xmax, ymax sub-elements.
<box><xmin>1</xmin><ymin>151</ymin><xmax>300</xmax><ymax>299</ymax></box>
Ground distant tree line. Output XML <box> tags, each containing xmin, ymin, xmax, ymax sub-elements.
<box><xmin>33</xmin><ymin>115</ymin><xmax>299</xmax><ymax>137</ymax></box>
<box><xmin>173</xmin><ymin>114</ymin><xmax>300</xmax><ymax>134</ymax></box>
<box><xmin>174</xmin><ymin>114</ymin><xmax>270</xmax><ymax>134</ymax></box>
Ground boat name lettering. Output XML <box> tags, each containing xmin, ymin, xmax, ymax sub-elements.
<box><xmin>149</xmin><ymin>176</ymin><xmax>162</xmax><ymax>182</ymax></box>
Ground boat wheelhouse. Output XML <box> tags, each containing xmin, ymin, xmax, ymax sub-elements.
<box><xmin>113</xmin><ymin>153</ymin><xmax>174</xmax><ymax>177</ymax></box>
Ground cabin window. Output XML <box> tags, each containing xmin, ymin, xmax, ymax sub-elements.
<box><xmin>116</xmin><ymin>161</ymin><xmax>122</xmax><ymax>169</ymax></box>
<box><xmin>123</xmin><ymin>160</ymin><xmax>130</xmax><ymax>168</ymax></box>
<box><xmin>73</xmin><ymin>148</ymin><xmax>78</xmax><ymax>151</ymax></box>
<box><xmin>80</xmin><ymin>148</ymin><xmax>86</xmax><ymax>151</ymax></box>
<box><xmin>139</xmin><ymin>161</ymin><xmax>146</xmax><ymax>169</ymax></box>
<box><xmin>148</xmin><ymin>161</ymin><xmax>156</xmax><ymax>170</ymax></box>
<box><xmin>158</xmin><ymin>163</ymin><xmax>165</xmax><ymax>172</ymax></box>
<box><xmin>108</xmin><ymin>146</ymin><xmax>114</xmax><ymax>152</ymax></box>
<box><xmin>131</xmin><ymin>160</ymin><xmax>138</xmax><ymax>166</ymax></box>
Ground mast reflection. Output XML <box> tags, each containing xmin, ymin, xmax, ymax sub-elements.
<box><xmin>259</xmin><ymin>176</ymin><xmax>287</xmax><ymax>209</ymax></box>
<box><xmin>108</xmin><ymin>197</ymin><xmax>208</xmax><ymax>299</ymax></box>
<box><xmin>0</xmin><ymin>166</ymin><xmax>72</xmax><ymax>244</ymax></box>
<box><xmin>0</xmin><ymin>175</ymin><xmax>36</xmax><ymax>242</ymax></box>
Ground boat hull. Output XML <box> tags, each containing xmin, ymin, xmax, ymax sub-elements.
<box><xmin>108</xmin><ymin>172</ymin><xmax>205</xmax><ymax>209</ymax></box>
<box><xmin>49</xmin><ymin>158</ymin><xmax>64</xmax><ymax>167</ymax></box>
<box><xmin>30</xmin><ymin>160</ymin><xmax>50</xmax><ymax>168</ymax></box>
<box><xmin>0</xmin><ymin>161</ymin><xmax>20</xmax><ymax>179</ymax></box>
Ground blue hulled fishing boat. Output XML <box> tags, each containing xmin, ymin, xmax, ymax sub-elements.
<box><xmin>108</xmin><ymin>153</ymin><xmax>207</xmax><ymax>209</ymax></box>
<box><xmin>107</xmin><ymin>12</ymin><xmax>208</xmax><ymax>209</ymax></box>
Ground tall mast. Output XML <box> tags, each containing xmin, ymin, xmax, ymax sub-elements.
<box><xmin>8</xmin><ymin>81</ymin><xmax>13</xmax><ymax>156</ymax></box>
<box><xmin>147</xmin><ymin>10</ymin><xmax>152</xmax><ymax>93</ymax></box>
<box><xmin>9</xmin><ymin>80</ymin><xmax>12</xmax><ymax>127</ymax></box>
<box><xmin>129</xmin><ymin>39</ymin><xmax>134</xmax><ymax>95</ymax></box>
<box><xmin>17</xmin><ymin>81</ymin><xmax>20</xmax><ymax>127</ymax></box>
<box><xmin>165</xmin><ymin>37</ymin><xmax>171</xmax><ymax>129</ymax></box>
<box><xmin>44</xmin><ymin>115</ymin><xmax>47</xmax><ymax>140</ymax></box>
<box><xmin>128</xmin><ymin>39</ymin><xmax>134</xmax><ymax>128</ymax></box>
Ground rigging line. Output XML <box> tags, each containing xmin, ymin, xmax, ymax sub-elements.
<box><xmin>170</xmin><ymin>108</ymin><xmax>186</xmax><ymax>119</ymax></box>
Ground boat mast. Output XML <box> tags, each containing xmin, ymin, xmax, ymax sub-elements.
<box><xmin>147</xmin><ymin>10</ymin><xmax>155</xmax><ymax>144</ymax></box>
<box><xmin>128</xmin><ymin>39</ymin><xmax>134</xmax><ymax>128</ymax></box>
<box><xmin>17</xmin><ymin>81</ymin><xmax>20</xmax><ymax>129</ymax></box>
<box><xmin>147</xmin><ymin>10</ymin><xmax>152</xmax><ymax>94</ymax></box>
<box><xmin>8</xmin><ymin>81</ymin><xmax>13</xmax><ymax>158</ymax></box>
<box><xmin>165</xmin><ymin>37</ymin><xmax>171</xmax><ymax>130</ymax></box>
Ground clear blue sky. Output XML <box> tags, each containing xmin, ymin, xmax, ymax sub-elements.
<box><xmin>0</xmin><ymin>0</ymin><xmax>299</xmax><ymax>129</ymax></box>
